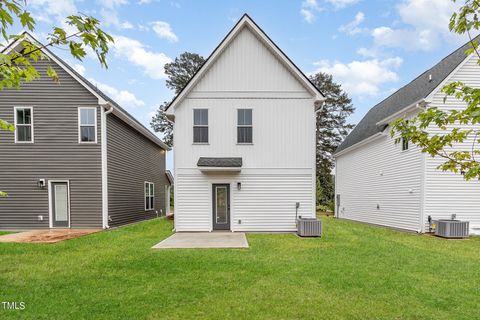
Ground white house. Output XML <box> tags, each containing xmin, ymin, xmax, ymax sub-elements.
<box><xmin>334</xmin><ymin>38</ymin><xmax>480</xmax><ymax>234</ymax></box>
<box><xmin>166</xmin><ymin>14</ymin><xmax>324</xmax><ymax>232</ymax></box>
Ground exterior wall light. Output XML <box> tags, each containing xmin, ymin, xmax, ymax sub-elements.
<box><xmin>37</xmin><ymin>179</ymin><xmax>46</xmax><ymax>189</ymax></box>
<box><xmin>237</xmin><ymin>182</ymin><xmax>241</xmax><ymax>190</ymax></box>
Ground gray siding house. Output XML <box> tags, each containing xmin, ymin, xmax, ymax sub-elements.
<box><xmin>0</xmin><ymin>34</ymin><xmax>171</xmax><ymax>230</ymax></box>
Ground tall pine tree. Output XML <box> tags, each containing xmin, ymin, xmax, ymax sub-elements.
<box><xmin>310</xmin><ymin>73</ymin><xmax>354</xmax><ymax>209</ymax></box>
<box><xmin>150</xmin><ymin>52</ymin><xmax>205</xmax><ymax>146</ymax></box>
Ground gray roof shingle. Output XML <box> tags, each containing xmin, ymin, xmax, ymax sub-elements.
<box><xmin>197</xmin><ymin>157</ymin><xmax>243</xmax><ymax>167</ymax></box>
<box><xmin>335</xmin><ymin>38</ymin><xmax>476</xmax><ymax>155</ymax></box>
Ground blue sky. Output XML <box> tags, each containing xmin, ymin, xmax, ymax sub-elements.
<box><xmin>24</xmin><ymin>0</ymin><xmax>467</xmax><ymax>169</ymax></box>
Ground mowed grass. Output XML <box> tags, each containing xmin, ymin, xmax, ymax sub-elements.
<box><xmin>0</xmin><ymin>218</ymin><xmax>479</xmax><ymax>320</ymax></box>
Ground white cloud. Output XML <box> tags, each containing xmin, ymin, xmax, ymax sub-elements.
<box><xmin>98</xmin><ymin>0</ymin><xmax>128</xmax><ymax>8</ymax></box>
<box><xmin>371</xmin><ymin>0</ymin><xmax>460</xmax><ymax>51</ymax></box>
<box><xmin>120</xmin><ymin>21</ymin><xmax>135</xmax><ymax>29</ymax></box>
<box><xmin>312</xmin><ymin>57</ymin><xmax>403</xmax><ymax>96</ymax></box>
<box><xmin>97</xmin><ymin>0</ymin><xmax>132</xmax><ymax>29</ymax></box>
<box><xmin>372</xmin><ymin>26</ymin><xmax>437</xmax><ymax>51</ymax></box>
<box><xmin>151</xmin><ymin>21</ymin><xmax>178</xmax><ymax>43</ymax></box>
<box><xmin>339</xmin><ymin>11</ymin><xmax>366</xmax><ymax>36</ymax></box>
<box><xmin>73</xmin><ymin>64</ymin><xmax>85</xmax><ymax>76</ymax></box>
<box><xmin>300</xmin><ymin>0</ymin><xmax>322</xmax><ymax>23</ymax></box>
<box><xmin>112</xmin><ymin>35</ymin><xmax>172</xmax><ymax>79</ymax></box>
<box><xmin>89</xmin><ymin>78</ymin><xmax>145</xmax><ymax>108</ymax></box>
<box><xmin>326</xmin><ymin>0</ymin><xmax>361</xmax><ymax>9</ymax></box>
<box><xmin>138</xmin><ymin>0</ymin><xmax>152</xmax><ymax>3</ymax></box>
<box><xmin>27</xmin><ymin>0</ymin><xmax>77</xmax><ymax>24</ymax></box>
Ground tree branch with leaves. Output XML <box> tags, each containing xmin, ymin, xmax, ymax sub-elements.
<box><xmin>391</xmin><ymin>0</ymin><xmax>480</xmax><ymax>180</ymax></box>
<box><xmin>0</xmin><ymin>0</ymin><xmax>113</xmax><ymax>196</ymax></box>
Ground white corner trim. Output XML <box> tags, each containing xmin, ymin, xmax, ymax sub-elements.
<box><xmin>13</xmin><ymin>106</ymin><xmax>34</xmax><ymax>144</ymax></box>
<box><xmin>101</xmin><ymin>105</ymin><xmax>111</xmax><ymax>229</ymax></box>
<box><xmin>334</xmin><ymin>132</ymin><xmax>385</xmax><ymax>158</ymax></box>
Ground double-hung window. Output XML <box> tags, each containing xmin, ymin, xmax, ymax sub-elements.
<box><xmin>14</xmin><ymin>107</ymin><xmax>33</xmax><ymax>143</ymax></box>
<box><xmin>78</xmin><ymin>107</ymin><xmax>97</xmax><ymax>143</ymax></box>
<box><xmin>401</xmin><ymin>120</ymin><xmax>409</xmax><ymax>151</ymax></box>
<box><xmin>237</xmin><ymin>109</ymin><xmax>252</xmax><ymax>144</ymax></box>
<box><xmin>193</xmin><ymin>109</ymin><xmax>208</xmax><ymax>143</ymax></box>
<box><xmin>145</xmin><ymin>182</ymin><xmax>155</xmax><ymax>210</ymax></box>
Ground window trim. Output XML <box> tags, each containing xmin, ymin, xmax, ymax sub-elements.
<box><xmin>401</xmin><ymin>137</ymin><xmax>409</xmax><ymax>151</ymax></box>
<box><xmin>144</xmin><ymin>181</ymin><xmax>155</xmax><ymax>211</ymax></box>
<box><xmin>193</xmin><ymin>108</ymin><xmax>209</xmax><ymax>144</ymax></box>
<box><xmin>237</xmin><ymin>108</ymin><xmax>253</xmax><ymax>144</ymax></box>
<box><xmin>401</xmin><ymin>120</ymin><xmax>409</xmax><ymax>152</ymax></box>
<box><xmin>14</xmin><ymin>106</ymin><xmax>34</xmax><ymax>144</ymax></box>
<box><xmin>78</xmin><ymin>107</ymin><xmax>97</xmax><ymax>144</ymax></box>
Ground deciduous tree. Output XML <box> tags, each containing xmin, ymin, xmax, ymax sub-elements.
<box><xmin>0</xmin><ymin>0</ymin><xmax>113</xmax><ymax>196</ymax></box>
<box><xmin>391</xmin><ymin>0</ymin><xmax>480</xmax><ymax>180</ymax></box>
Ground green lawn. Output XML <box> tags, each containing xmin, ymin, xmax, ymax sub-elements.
<box><xmin>0</xmin><ymin>218</ymin><xmax>479</xmax><ymax>319</ymax></box>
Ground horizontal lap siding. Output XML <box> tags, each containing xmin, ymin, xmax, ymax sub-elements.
<box><xmin>0</xmin><ymin>59</ymin><xmax>102</xmax><ymax>229</ymax></box>
<box><xmin>424</xmin><ymin>54</ymin><xmax>480</xmax><ymax>231</ymax></box>
<box><xmin>335</xmin><ymin>134</ymin><xmax>423</xmax><ymax>232</ymax></box>
<box><xmin>175</xmin><ymin>169</ymin><xmax>314</xmax><ymax>232</ymax></box>
<box><xmin>107</xmin><ymin>114</ymin><xmax>168</xmax><ymax>227</ymax></box>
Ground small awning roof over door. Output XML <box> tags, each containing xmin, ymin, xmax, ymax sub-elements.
<box><xmin>197</xmin><ymin>157</ymin><xmax>242</xmax><ymax>172</ymax></box>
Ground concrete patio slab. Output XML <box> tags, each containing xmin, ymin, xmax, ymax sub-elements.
<box><xmin>152</xmin><ymin>232</ymin><xmax>249</xmax><ymax>249</ymax></box>
<box><xmin>0</xmin><ymin>229</ymin><xmax>101</xmax><ymax>244</ymax></box>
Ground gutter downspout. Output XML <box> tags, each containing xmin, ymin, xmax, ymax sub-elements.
<box><xmin>101</xmin><ymin>103</ymin><xmax>114</xmax><ymax>229</ymax></box>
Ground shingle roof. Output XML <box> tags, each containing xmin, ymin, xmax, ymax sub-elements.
<box><xmin>197</xmin><ymin>157</ymin><xmax>243</xmax><ymax>167</ymax></box>
<box><xmin>335</xmin><ymin>37</ymin><xmax>476</xmax><ymax>155</ymax></box>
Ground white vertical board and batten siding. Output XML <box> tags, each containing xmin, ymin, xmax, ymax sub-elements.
<box><xmin>173</xmin><ymin>26</ymin><xmax>316</xmax><ymax>232</ymax></box>
<box><xmin>423</xmin><ymin>53</ymin><xmax>480</xmax><ymax>231</ymax></box>
<box><xmin>192</xmin><ymin>26</ymin><xmax>306</xmax><ymax>95</ymax></box>
<box><xmin>335</xmin><ymin>132</ymin><xmax>423</xmax><ymax>232</ymax></box>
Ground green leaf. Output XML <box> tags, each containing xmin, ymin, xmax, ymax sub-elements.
<box><xmin>46</xmin><ymin>65</ymin><xmax>59</xmax><ymax>83</ymax></box>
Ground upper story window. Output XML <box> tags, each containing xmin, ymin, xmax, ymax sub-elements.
<box><xmin>14</xmin><ymin>107</ymin><xmax>34</xmax><ymax>143</ymax></box>
<box><xmin>402</xmin><ymin>138</ymin><xmax>409</xmax><ymax>151</ymax></box>
<box><xmin>401</xmin><ymin>120</ymin><xmax>409</xmax><ymax>151</ymax></box>
<box><xmin>193</xmin><ymin>109</ymin><xmax>208</xmax><ymax>143</ymax></box>
<box><xmin>145</xmin><ymin>182</ymin><xmax>155</xmax><ymax>210</ymax></box>
<box><xmin>237</xmin><ymin>109</ymin><xmax>252</xmax><ymax>144</ymax></box>
<box><xmin>78</xmin><ymin>107</ymin><xmax>97</xmax><ymax>143</ymax></box>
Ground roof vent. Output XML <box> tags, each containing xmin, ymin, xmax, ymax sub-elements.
<box><xmin>428</xmin><ymin>74</ymin><xmax>433</xmax><ymax>82</ymax></box>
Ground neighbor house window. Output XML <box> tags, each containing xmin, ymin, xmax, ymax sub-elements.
<box><xmin>237</xmin><ymin>109</ymin><xmax>252</xmax><ymax>143</ymax></box>
<box><xmin>193</xmin><ymin>109</ymin><xmax>208</xmax><ymax>143</ymax></box>
<box><xmin>145</xmin><ymin>182</ymin><xmax>155</xmax><ymax>210</ymax></box>
<box><xmin>402</xmin><ymin>138</ymin><xmax>409</xmax><ymax>151</ymax></box>
<box><xmin>14</xmin><ymin>107</ymin><xmax>33</xmax><ymax>143</ymax></box>
<box><xmin>401</xmin><ymin>120</ymin><xmax>409</xmax><ymax>151</ymax></box>
<box><xmin>78</xmin><ymin>107</ymin><xmax>97</xmax><ymax>143</ymax></box>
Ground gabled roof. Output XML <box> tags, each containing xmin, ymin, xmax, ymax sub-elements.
<box><xmin>3</xmin><ymin>32</ymin><xmax>170</xmax><ymax>151</ymax></box>
<box><xmin>166</xmin><ymin>14</ymin><xmax>324</xmax><ymax>112</ymax></box>
<box><xmin>335</xmin><ymin>37</ymin><xmax>477</xmax><ymax>155</ymax></box>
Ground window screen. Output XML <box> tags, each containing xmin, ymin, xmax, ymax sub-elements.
<box><xmin>193</xmin><ymin>109</ymin><xmax>208</xmax><ymax>143</ymax></box>
<box><xmin>237</xmin><ymin>109</ymin><xmax>252</xmax><ymax>143</ymax></box>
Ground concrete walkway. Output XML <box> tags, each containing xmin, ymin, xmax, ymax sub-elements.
<box><xmin>152</xmin><ymin>232</ymin><xmax>249</xmax><ymax>249</ymax></box>
<box><xmin>0</xmin><ymin>229</ymin><xmax>101</xmax><ymax>243</ymax></box>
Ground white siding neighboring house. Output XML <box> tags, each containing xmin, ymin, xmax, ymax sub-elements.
<box><xmin>166</xmin><ymin>14</ymin><xmax>324</xmax><ymax>232</ymax></box>
<box><xmin>335</xmin><ymin>38</ymin><xmax>480</xmax><ymax>235</ymax></box>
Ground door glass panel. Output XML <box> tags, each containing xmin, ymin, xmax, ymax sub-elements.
<box><xmin>216</xmin><ymin>187</ymin><xmax>227</xmax><ymax>224</ymax></box>
<box><xmin>55</xmin><ymin>185</ymin><xmax>68</xmax><ymax>222</ymax></box>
